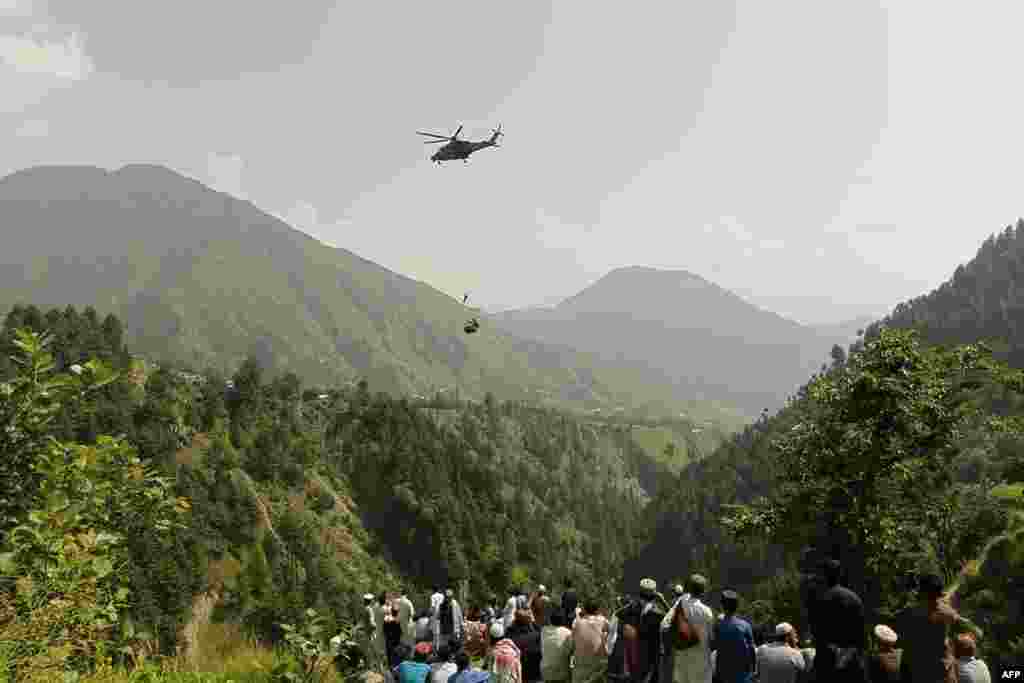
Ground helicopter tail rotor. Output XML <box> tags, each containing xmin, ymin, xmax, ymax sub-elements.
<box><xmin>489</xmin><ymin>124</ymin><xmax>503</xmax><ymax>145</ymax></box>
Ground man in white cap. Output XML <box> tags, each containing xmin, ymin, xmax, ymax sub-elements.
<box><xmin>755</xmin><ymin>622</ymin><xmax>805</xmax><ymax>683</ymax></box>
<box><xmin>488</xmin><ymin>621</ymin><xmax>523</xmax><ymax>683</ymax></box>
<box><xmin>868</xmin><ymin>624</ymin><xmax>901</xmax><ymax>682</ymax></box>
<box><xmin>619</xmin><ymin>578</ymin><xmax>664</xmax><ymax>683</ymax></box>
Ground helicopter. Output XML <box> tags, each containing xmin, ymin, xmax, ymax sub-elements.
<box><xmin>417</xmin><ymin>124</ymin><xmax>502</xmax><ymax>164</ymax></box>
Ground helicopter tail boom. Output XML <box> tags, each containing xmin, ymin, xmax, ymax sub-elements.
<box><xmin>488</xmin><ymin>124</ymin><xmax>503</xmax><ymax>145</ymax></box>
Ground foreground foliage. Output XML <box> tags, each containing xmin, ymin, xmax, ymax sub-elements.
<box><xmin>1</xmin><ymin>305</ymin><xmax>670</xmax><ymax>677</ymax></box>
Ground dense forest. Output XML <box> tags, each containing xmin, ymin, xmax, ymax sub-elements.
<box><xmin>0</xmin><ymin>303</ymin><xmax>665</xmax><ymax>681</ymax></box>
<box><xmin>626</xmin><ymin>222</ymin><xmax>1024</xmax><ymax>675</ymax></box>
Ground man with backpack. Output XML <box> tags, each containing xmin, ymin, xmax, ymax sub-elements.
<box><xmin>660</xmin><ymin>575</ymin><xmax>714</xmax><ymax>683</ymax></box>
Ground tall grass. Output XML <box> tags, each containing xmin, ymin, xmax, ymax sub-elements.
<box><xmin>67</xmin><ymin>621</ymin><xmax>340</xmax><ymax>682</ymax></box>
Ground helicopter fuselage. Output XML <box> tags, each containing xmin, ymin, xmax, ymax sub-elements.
<box><xmin>431</xmin><ymin>140</ymin><xmax>495</xmax><ymax>163</ymax></box>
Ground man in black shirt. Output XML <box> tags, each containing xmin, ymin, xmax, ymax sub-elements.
<box><xmin>561</xmin><ymin>579</ymin><xmax>578</xmax><ymax>627</ymax></box>
<box><xmin>813</xmin><ymin>559</ymin><xmax>868</xmax><ymax>682</ymax></box>
<box><xmin>507</xmin><ymin>609</ymin><xmax>543</xmax><ymax>683</ymax></box>
<box><xmin>619</xmin><ymin>578</ymin><xmax>664</xmax><ymax>683</ymax></box>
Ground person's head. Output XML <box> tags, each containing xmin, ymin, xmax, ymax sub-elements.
<box><xmin>489</xmin><ymin>621</ymin><xmax>505</xmax><ymax>644</ymax></box>
<box><xmin>565</xmin><ymin>579</ymin><xmax>573</xmax><ymax>589</ymax></box>
<box><xmin>639</xmin><ymin>578</ymin><xmax>657</xmax><ymax>600</ymax></box>
<box><xmin>673</xmin><ymin>584</ymin><xmax>685</xmax><ymax>598</ymax></box>
<box><xmin>538</xmin><ymin>584</ymin><xmax>548</xmax><ymax>595</ymax></box>
<box><xmin>395</xmin><ymin>643</ymin><xmax>412</xmax><ymax>662</ymax></box>
<box><xmin>721</xmin><ymin>589</ymin><xmax>739</xmax><ymax>614</ymax></box>
<box><xmin>775</xmin><ymin>622</ymin><xmax>797</xmax><ymax>647</ymax></box>
<box><xmin>549</xmin><ymin>610</ymin><xmax>566</xmax><ymax>628</ymax></box>
<box><xmin>378</xmin><ymin>592</ymin><xmax>388</xmax><ymax>606</ymax></box>
<box><xmin>446</xmin><ymin>588</ymin><xmax>454</xmax><ymax>599</ymax></box>
<box><xmin>514</xmin><ymin>609</ymin><xmax>533</xmax><ymax>627</ymax></box>
<box><xmin>582</xmin><ymin>599</ymin><xmax>601</xmax><ymax>616</ymax></box>
<box><xmin>434</xmin><ymin>586</ymin><xmax>441</xmax><ymax>594</ymax></box>
<box><xmin>953</xmin><ymin>632</ymin><xmax>977</xmax><ymax>659</ymax></box>
<box><xmin>414</xmin><ymin>643</ymin><xmax>432</xmax><ymax>662</ymax></box>
<box><xmin>455</xmin><ymin>652</ymin><xmax>471</xmax><ymax>671</ymax></box>
<box><xmin>685</xmin><ymin>574</ymin><xmax>708</xmax><ymax>599</ymax></box>
<box><xmin>508</xmin><ymin>586</ymin><xmax>519</xmax><ymax>597</ymax></box>
<box><xmin>917</xmin><ymin>573</ymin><xmax>945</xmax><ymax>601</ymax></box>
<box><xmin>364</xmin><ymin>593</ymin><xmax>375</xmax><ymax>606</ymax></box>
<box><xmin>874</xmin><ymin>625</ymin><xmax>898</xmax><ymax>652</ymax></box>
<box><xmin>437</xmin><ymin>644</ymin><xmax>452</xmax><ymax>662</ymax></box>
<box><xmin>822</xmin><ymin>559</ymin><xmax>842</xmax><ymax>587</ymax></box>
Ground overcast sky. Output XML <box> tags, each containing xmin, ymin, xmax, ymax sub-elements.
<box><xmin>3</xmin><ymin>1</ymin><xmax>1023</xmax><ymax>325</ymax></box>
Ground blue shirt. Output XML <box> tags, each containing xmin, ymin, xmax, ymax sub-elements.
<box><xmin>397</xmin><ymin>661</ymin><xmax>432</xmax><ymax>683</ymax></box>
<box><xmin>713</xmin><ymin>616</ymin><xmax>757</xmax><ymax>683</ymax></box>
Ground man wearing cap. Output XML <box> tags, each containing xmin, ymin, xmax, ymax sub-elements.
<box><xmin>755</xmin><ymin>623</ymin><xmax>805</xmax><ymax>683</ymax></box>
<box><xmin>618</xmin><ymin>578</ymin><xmax>664</xmax><ymax>683</ymax></box>
<box><xmin>486</xmin><ymin>621</ymin><xmax>523</xmax><ymax>683</ymax></box>
<box><xmin>711</xmin><ymin>590</ymin><xmax>756</xmax><ymax>683</ymax></box>
<box><xmin>432</xmin><ymin>586</ymin><xmax>446</xmax><ymax>615</ymax></box>
<box><xmin>661</xmin><ymin>574</ymin><xmax>713</xmax><ymax>683</ymax></box>
<box><xmin>868</xmin><ymin>625</ymin><xmax>901</xmax><ymax>682</ymax></box>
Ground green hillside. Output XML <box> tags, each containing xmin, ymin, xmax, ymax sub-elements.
<box><xmin>625</xmin><ymin>221</ymin><xmax>1024</xmax><ymax>672</ymax></box>
<box><xmin>0</xmin><ymin>305</ymin><xmax>677</xmax><ymax>680</ymax></box>
<box><xmin>0</xmin><ymin>164</ymin><xmax>743</xmax><ymax>432</ymax></box>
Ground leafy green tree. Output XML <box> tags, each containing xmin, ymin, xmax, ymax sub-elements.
<box><xmin>0</xmin><ymin>329</ymin><xmax>188</xmax><ymax>678</ymax></box>
<box><xmin>724</xmin><ymin>328</ymin><xmax>1024</xmax><ymax>612</ymax></box>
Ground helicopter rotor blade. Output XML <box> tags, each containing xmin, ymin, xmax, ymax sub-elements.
<box><xmin>424</xmin><ymin>139</ymin><xmax>447</xmax><ymax>144</ymax></box>
<box><xmin>417</xmin><ymin>131</ymin><xmax>451</xmax><ymax>139</ymax></box>
<box><xmin>452</xmin><ymin>125</ymin><xmax>463</xmax><ymax>139</ymax></box>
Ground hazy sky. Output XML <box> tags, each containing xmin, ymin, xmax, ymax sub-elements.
<box><xmin>3</xmin><ymin>1</ymin><xmax>1023</xmax><ymax>325</ymax></box>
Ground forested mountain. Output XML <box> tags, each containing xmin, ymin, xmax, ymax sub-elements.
<box><xmin>0</xmin><ymin>165</ymin><xmax>738</xmax><ymax>429</ymax></box>
<box><xmin>862</xmin><ymin>218</ymin><xmax>1024</xmax><ymax>359</ymax></box>
<box><xmin>0</xmin><ymin>304</ymin><xmax>669</xmax><ymax>679</ymax></box>
<box><xmin>626</xmin><ymin>222</ymin><xmax>1024</xmax><ymax>672</ymax></box>
<box><xmin>493</xmin><ymin>266</ymin><xmax>857</xmax><ymax>418</ymax></box>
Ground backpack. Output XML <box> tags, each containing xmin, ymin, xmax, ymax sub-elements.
<box><xmin>667</xmin><ymin>601</ymin><xmax>699</xmax><ymax>650</ymax></box>
<box><xmin>440</xmin><ymin>600</ymin><xmax>455</xmax><ymax>635</ymax></box>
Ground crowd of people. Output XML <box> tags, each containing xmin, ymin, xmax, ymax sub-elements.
<box><xmin>343</xmin><ymin>560</ymin><xmax>992</xmax><ymax>683</ymax></box>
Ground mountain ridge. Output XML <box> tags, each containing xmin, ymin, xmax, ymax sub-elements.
<box><xmin>0</xmin><ymin>163</ymin><xmax>745</xmax><ymax>428</ymax></box>
<box><xmin>492</xmin><ymin>263</ymin><xmax>859</xmax><ymax>416</ymax></box>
